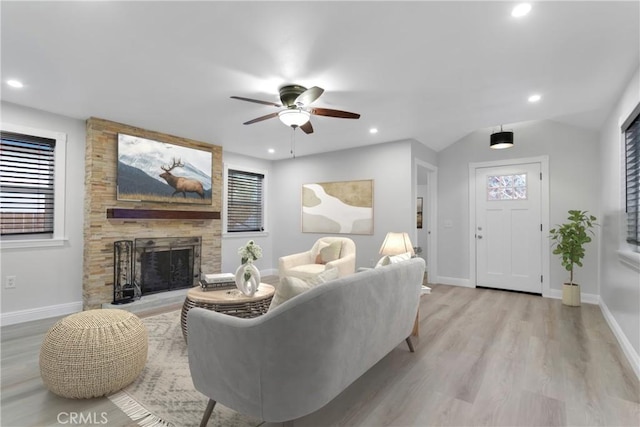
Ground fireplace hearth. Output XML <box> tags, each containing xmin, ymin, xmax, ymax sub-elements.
<box><xmin>134</xmin><ymin>236</ymin><xmax>201</xmax><ymax>295</ymax></box>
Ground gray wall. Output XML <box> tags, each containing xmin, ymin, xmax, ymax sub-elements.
<box><xmin>598</xmin><ymin>67</ymin><xmax>640</xmax><ymax>359</ymax></box>
<box><xmin>0</xmin><ymin>102</ymin><xmax>86</xmax><ymax>319</ymax></box>
<box><xmin>437</xmin><ymin>119</ymin><xmax>600</xmax><ymax>294</ymax></box>
<box><xmin>270</xmin><ymin>141</ymin><xmax>414</xmax><ymax>270</ymax></box>
<box><xmin>411</xmin><ymin>139</ymin><xmax>438</xmax><ymax>166</ymax></box>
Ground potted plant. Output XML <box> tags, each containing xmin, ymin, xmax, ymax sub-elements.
<box><xmin>549</xmin><ymin>210</ymin><xmax>598</xmax><ymax>306</ymax></box>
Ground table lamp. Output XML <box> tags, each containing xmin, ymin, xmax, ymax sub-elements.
<box><xmin>379</xmin><ymin>232</ymin><xmax>415</xmax><ymax>256</ymax></box>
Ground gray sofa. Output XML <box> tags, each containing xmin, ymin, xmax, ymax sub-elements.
<box><xmin>187</xmin><ymin>257</ymin><xmax>426</xmax><ymax>425</ymax></box>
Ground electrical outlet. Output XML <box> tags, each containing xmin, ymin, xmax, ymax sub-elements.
<box><xmin>6</xmin><ymin>276</ymin><xmax>16</xmax><ymax>289</ymax></box>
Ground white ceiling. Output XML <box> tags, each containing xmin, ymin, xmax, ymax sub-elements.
<box><xmin>1</xmin><ymin>1</ymin><xmax>638</xmax><ymax>160</ymax></box>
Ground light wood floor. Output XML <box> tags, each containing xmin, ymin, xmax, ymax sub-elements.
<box><xmin>2</xmin><ymin>283</ymin><xmax>639</xmax><ymax>426</ymax></box>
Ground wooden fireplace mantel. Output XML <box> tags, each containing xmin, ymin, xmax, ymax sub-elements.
<box><xmin>106</xmin><ymin>208</ymin><xmax>220</xmax><ymax>220</ymax></box>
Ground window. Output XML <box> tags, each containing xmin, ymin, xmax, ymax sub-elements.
<box><xmin>226</xmin><ymin>167</ymin><xmax>265</xmax><ymax>233</ymax></box>
<box><xmin>487</xmin><ymin>173</ymin><xmax>527</xmax><ymax>201</ymax></box>
<box><xmin>1</xmin><ymin>131</ymin><xmax>56</xmax><ymax>235</ymax></box>
<box><xmin>0</xmin><ymin>124</ymin><xmax>66</xmax><ymax>246</ymax></box>
<box><xmin>624</xmin><ymin>108</ymin><xmax>640</xmax><ymax>248</ymax></box>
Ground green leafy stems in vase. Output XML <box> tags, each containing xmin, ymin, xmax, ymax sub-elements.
<box><xmin>238</xmin><ymin>240</ymin><xmax>262</xmax><ymax>281</ymax></box>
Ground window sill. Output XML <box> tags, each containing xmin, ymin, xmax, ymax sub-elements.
<box><xmin>617</xmin><ymin>249</ymin><xmax>640</xmax><ymax>272</ymax></box>
<box><xmin>223</xmin><ymin>231</ymin><xmax>269</xmax><ymax>239</ymax></box>
<box><xmin>1</xmin><ymin>237</ymin><xmax>68</xmax><ymax>250</ymax></box>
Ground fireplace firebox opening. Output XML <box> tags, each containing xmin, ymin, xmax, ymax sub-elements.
<box><xmin>134</xmin><ymin>236</ymin><xmax>201</xmax><ymax>296</ymax></box>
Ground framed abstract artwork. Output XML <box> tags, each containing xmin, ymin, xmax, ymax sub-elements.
<box><xmin>417</xmin><ymin>197</ymin><xmax>423</xmax><ymax>229</ymax></box>
<box><xmin>302</xmin><ymin>179</ymin><xmax>373</xmax><ymax>234</ymax></box>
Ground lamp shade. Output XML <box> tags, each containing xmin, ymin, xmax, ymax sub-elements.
<box><xmin>490</xmin><ymin>130</ymin><xmax>514</xmax><ymax>149</ymax></box>
<box><xmin>379</xmin><ymin>232</ymin><xmax>415</xmax><ymax>256</ymax></box>
<box><xmin>278</xmin><ymin>109</ymin><xmax>311</xmax><ymax>127</ymax></box>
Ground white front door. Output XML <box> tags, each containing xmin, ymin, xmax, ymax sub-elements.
<box><xmin>475</xmin><ymin>163</ymin><xmax>542</xmax><ymax>293</ymax></box>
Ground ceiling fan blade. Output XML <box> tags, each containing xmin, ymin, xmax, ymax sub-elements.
<box><xmin>231</xmin><ymin>96</ymin><xmax>281</xmax><ymax>107</ymax></box>
<box><xmin>309</xmin><ymin>107</ymin><xmax>360</xmax><ymax>119</ymax></box>
<box><xmin>243</xmin><ymin>112</ymin><xmax>279</xmax><ymax>125</ymax></box>
<box><xmin>294</xmin><ymin>86</ymin><xmax>324</xmax><ymax>106</ymax></box>
<box><xmin>300</xmin><ymin>121</ymin><xmax>314</xmax><ymax>134</ymax></box>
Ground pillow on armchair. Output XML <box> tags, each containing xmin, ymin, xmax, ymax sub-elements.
<box><xmin>269</xmin><ymin>267</ymin><xmax>339</xmax><ymax>311</ymax></box>
<box><xmin>315</xmin><ymin>240</ymin><xmax>342</xmax><ymax>264</ymax></box>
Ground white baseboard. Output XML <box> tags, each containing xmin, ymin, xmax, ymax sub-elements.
<box><xmin>545</xmin><ymin>288</ymin><xmax>600</xmax><ymax>305</ymax></box>
<box><xmin>436</xmin><ymin>276</ymin><xmax>473</xmax><ymax>288</ymax></box>
<box><xmin>599</xmin><ymin>299</ymin><xmax>640</xmax><ymax>381</ymax></box>
<box><xmin>1</xmin><ymin>301</ymin><xmax>82</xmax><ymax>326</ymax></box>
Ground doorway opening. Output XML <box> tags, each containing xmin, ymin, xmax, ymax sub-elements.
<box><xmin>414</xmin><ymin>159</ymin><xmax>437</xmax><ymax>284</ymax></box>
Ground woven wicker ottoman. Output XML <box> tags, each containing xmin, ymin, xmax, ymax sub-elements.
<box><xmin>39</xmin><ymin>309</ymin><xmax>148</xmax><ymax>399</ymax></box>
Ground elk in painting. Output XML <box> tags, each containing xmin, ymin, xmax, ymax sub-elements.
<box><xmin>159</xmin><ymin>158</ymin><xmax>204</xmax><ymax>198</ymax></box>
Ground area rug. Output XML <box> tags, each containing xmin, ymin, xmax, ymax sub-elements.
<box><xmin>108</xmin><ymin>310</ymin><xmax>264</xmax><ymax>427</ymax></box>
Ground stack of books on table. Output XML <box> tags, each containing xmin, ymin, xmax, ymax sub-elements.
<box><xmin>200</xmin><ymin>273</ymin><xmax>236</xmax><ymax>291</ymax></box>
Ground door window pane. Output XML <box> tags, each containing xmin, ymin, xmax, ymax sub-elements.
<box><xmin>487</xmin><ymin>174</ymin><xmax>527</xmax><ymax>201</ymax></box>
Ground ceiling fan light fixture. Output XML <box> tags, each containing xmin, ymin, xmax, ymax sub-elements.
<box><xmin>278</xmin><ymin>109</ymin><xmax>310</xmax><ymax>127</ymax></box>
<box><xmin>490</xmin><ymin>127</ymin><xmax>514</xmax><ymax>149</ymax></box>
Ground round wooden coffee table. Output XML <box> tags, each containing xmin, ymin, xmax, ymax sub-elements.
<box><xmin>181</xmin><ymin>284</ymin><xmax>275</xmax><ymax>341</ymax></box>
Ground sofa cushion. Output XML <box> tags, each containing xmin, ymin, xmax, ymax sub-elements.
<box><xmin>269</xmin><ymin>267</ymin><xmax>339</xmax><ymax>311</ymax></box>
<box><xmin>375</xmin><ymin>252</ymin><xmax>412</xmax><ymax>268</ymax></box>
<box><xmin>315</xmin><ymin>240</ymin><xmax>342</xmax><ymax>264</ymax></box>
<box><xmin>305</xmin><ymin>267</ymin><xmax>339</xmax><ymax>286</ymax></box>
<box><xmin>375</xmin><ymin>256</ymin><xmax>390</xmax><ymax>268</ymax></box>
<box><xmin>286</xmin><ymin>263</ymin><xmax>327</xmax><ymax>280</ymax></box>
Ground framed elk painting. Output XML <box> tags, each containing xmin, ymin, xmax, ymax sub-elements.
<box><xmin>116</xmin><ymin>133</ymin><xmax>212</xmax><ymax>204</ymax></box>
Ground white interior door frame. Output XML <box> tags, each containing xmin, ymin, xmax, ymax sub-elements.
<box><xmin>468</xmin><ymin>156</ymin><xmax>551</xmax><ymax>297</ymax></box>
<box><xmin>414</xmin><ymin>159</ymin><xmax>438</xmax><ymax>282</ymax></box>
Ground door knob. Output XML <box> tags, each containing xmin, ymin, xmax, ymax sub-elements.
<box><xmin>477</xmin><ymin>235</ymin><xmax>483</xmax><ymax>239</ymax></box>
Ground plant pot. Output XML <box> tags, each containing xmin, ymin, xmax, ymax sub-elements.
<box><xmin>562</xmin><ymin>283</ymin><xmax>581</xmax><ymax>306</ymax></box>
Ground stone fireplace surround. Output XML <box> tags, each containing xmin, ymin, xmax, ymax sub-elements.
<box><xmin>83</xmin><ymin>118</ymin><xmax>223</xmax><ymax>310</ymax></box>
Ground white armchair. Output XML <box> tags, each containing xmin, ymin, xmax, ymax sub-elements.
<box><xmin>279</xmin><ymin>237</ymin><xmax>356</xmax><ymax>280</ymax></box>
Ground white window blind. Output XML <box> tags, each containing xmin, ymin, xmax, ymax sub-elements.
<box><xmin>0</xmin><ymin>131</ymin><xmax>56</xmax><ymax>236</ymax></box>
<box><xmin>625</xmin><ymin>111</ymin><xmax>640</xmax><ymax>246</ymax></box>
<box><xmin>227</xmin><ymin>169</ymin><xmax>264</xmax><ymax>232</ymax></box>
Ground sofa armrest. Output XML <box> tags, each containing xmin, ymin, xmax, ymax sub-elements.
<box><xmin>325</xmin><ymin>253</ymin><xmax>356</xmax><ymax>277</ymax></box>
<box><xmin>187</xmin><ymin>308</ymin><xmax>265</xmax><ymax>417</ymax></box>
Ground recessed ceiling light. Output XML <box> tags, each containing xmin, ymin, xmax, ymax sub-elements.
<box><xmin>268</xmin><ymin>148</ymin><xmax>275</xmax><ymax>154</ymax></box>
<box><xmin>528</xmin><ymin>94</ymin><xmax>542</xmax><ymax>103</ymax></box>
<box><xmin>369</xmin><ymin>128</ymin><xmax>378</xmax><ymax>134</ymax></box>
<box><xmin>512</xmin><ymin>3</ymin><xmax>532</xmax><ymax>18</ymax></box>
<box><xmin>7</xmin><ymin>79</ymin><xmax>24</xmax><ymax>88</ymax></box>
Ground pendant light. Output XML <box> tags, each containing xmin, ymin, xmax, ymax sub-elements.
<box><xmin>490</xmin><ymin>125</ymin><xmax>514</xmax><ymax>149</ymax></box>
